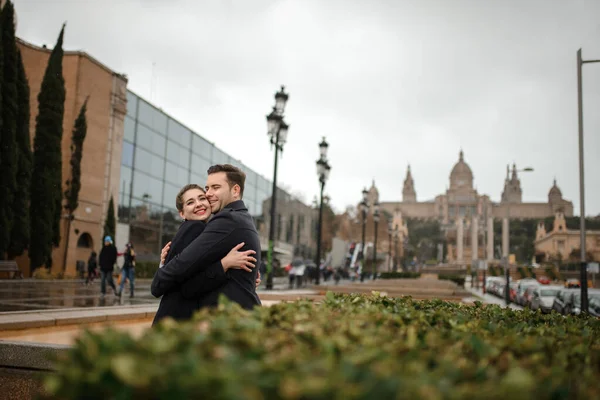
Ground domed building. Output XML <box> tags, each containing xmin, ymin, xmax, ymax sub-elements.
<box><xmin>379</xmin><ymin>150</ymin><xmax>573</xmax><ymax>265</ymax></box>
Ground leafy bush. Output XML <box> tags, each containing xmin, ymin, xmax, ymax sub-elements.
<box><xmin>379</xmin><ymin>271</ymin><xmax>421</xmax><ymax>279</ymax></box>
<box><xmin>44</xmin><ymin>293</ymin><xmax>600</xmax><ymax>399</ymax></box>
<box><xmin>438</xmin><ymin>274</ymin><xmax>466</xmax><ymax>287</ymax></box>
<box><xmin>134</xmin><ymin>261</ymin><xmax>159</xmax><ymax>279</ymax></box>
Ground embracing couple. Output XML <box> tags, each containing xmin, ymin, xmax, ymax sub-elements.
<box><xmin>151</xmin><ymin>164</ymin><xmax>262</xmax><ymax>326</ymax></box>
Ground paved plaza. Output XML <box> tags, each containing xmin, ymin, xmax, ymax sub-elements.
<box><xmin>0</xmin><ymin>277</ymin><xmax>294</xmax><ymax>313</ymax></box>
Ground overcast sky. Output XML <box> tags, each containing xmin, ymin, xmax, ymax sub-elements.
<box><xmin>16</xmin><ymin>0</ymin><xmax>600</xmax><ymax>215</ymax></box>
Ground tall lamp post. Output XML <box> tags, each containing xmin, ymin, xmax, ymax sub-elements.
<box><xmin>359</xmin><ymin>188</ymin><xmax>368</xmax><ymax>281</ymax></box>
<box><xmin>265</xmin><ymin>86</ymin><xmax>289</xmax><ymax>290</ymax></box>
<box><xmin>576</xmin><ymin>49</ymin><xmax>599</xmax><ymax>313</ymax></box>
<box><xmin>372</xmin><ymin>202</ymin><xmax>380</xmax><ymax>280</ymax></box>
<box><xmin>387</xmin><ymin>221</ymin><xmax>393</xmax><ymax>272</ymax></box>
<box><xmin>503</xmin><ymin>166</ymin><xmax>534</xmax><ymax>306</ymax></box>
<box><xmin>315</xmin><ymin>137</ymin><xmax>331</xmax><ymax>286</ymax></box>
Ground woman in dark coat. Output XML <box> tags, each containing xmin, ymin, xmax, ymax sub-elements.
<box><xmin>151</xmin><ymin>184</ymin><xmax>258</xmax><ymax>326</ymax></box>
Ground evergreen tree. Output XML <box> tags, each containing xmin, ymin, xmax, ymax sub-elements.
<box><xmin>7</xmin><ymin>50</ymin><xmax>31</xmax><ymax>259</ymax></box>
<box><xmin>0</xmin><ymin>3</ymin><xmax>5</xmax><ymax>259</ymax></box>
<box><xmin>64</xmin><ymin>99</ymin><xmax>88</xmax><ymax>215</ymax></box>
<box><xmin>103</xmin><ymin>197</ymin><xmax>116</xmax><ymax>242</ymax></box>
<box><xmin>29</xmin><ymin>24</ymin><xmax>66</xmax><ymax>270</ymax></box>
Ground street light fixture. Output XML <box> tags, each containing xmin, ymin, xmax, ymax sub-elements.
<box><xmin>315</xmin><ymin>137</ymin><xmax>331</xmax><ymax>286</ymax></box>
<box><xmin>372</xmin><ymin>201</ymin><xmax>380</xmax><ymax>280</ymax></box>
<box><xmin>576</xmin><ymin>49</ymin><xmax>600</xmax><ymax>313</ymax></box>
<box><xmin>504</xmin><ymin>166</ymin><xmax>534</xmax><ymax>306</ymax></box>
<box><xmin>265</xmin><ymin>86</ymin><xmax>289</xmax><ymax>290</ymax></box>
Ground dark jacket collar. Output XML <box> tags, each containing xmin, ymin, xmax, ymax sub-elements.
<box><xmin>224</xmin><ymin>200</ymin><xmax>247</xmax><ymax>211</ymax></box>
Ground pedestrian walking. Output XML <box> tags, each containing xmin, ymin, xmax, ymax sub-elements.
<box><xmin>85</xmin><ymin>251</ymin><xmax>98</xmax><ymax>286</ymax></box>
<box><xmin>118</xmin><ymin>243</ymin><xmax>136</xmax><ymax>298</ymax></box>
<box><xmin>98</xmin><ymin>236</ymin><xmax>118</xmax><ymax>296</ymax></box>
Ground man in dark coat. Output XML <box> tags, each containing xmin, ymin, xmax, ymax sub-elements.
<box><xmin>98</xmin><ymin>236</ymin><xmax>118</xmax><ymax>296</ymax></box>
<box><xmin>153</xmin><ymin>164</ymin><xmax>262</xmax><ymax>310</ymax></box>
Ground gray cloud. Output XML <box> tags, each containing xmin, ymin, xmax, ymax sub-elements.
<box><xmin>16</xmin><ymin>0</ymin><xmax>600</xmax><ymax>215</ymax></box>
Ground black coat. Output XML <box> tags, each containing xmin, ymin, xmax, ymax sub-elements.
<box><xmin>98</xmin><ymin>245</ymin><xmax>117</xmax><ymax>272</ymax></box>
<box><xmin>151</xmin><ymin>221</ymin><xmax>228</xmax><ymax>325</ymax></box>
<box><xmin>153</xmin><ymin>200</ymin><xmax>262</xmax><ymax>310</ymax></box>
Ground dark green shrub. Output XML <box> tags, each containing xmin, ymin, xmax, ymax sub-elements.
<box><xmin>438</xmin><ymin>274</ymin><xmax>466</xmax><ymax>287</ymax></box>
<box><xmin>379</xmin><ymin>271</ymin><xmax>421</xmax><ymax>279</ymax></box>
<box><xmin>44</xmin><ymin>293</ymin><xmax>600</xmax><ymax>399</ymax></box>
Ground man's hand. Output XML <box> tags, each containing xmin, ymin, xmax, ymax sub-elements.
<box><xmin>221</xmin><ymin>242</ymin><xmax>257</xmax><ymax>272</ymax></box>
<box><xmin>160</xmin><ymin>242</ymin><xmax>171</xmax><ymax>266</ymax></box>
<box><xmin>255</xmin><ymin>271</ymin><xmax>261</xmax><ymax>288</ymax></box>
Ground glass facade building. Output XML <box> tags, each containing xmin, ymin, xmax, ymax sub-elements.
<box><xmin>119</xmin><ymin>91</ymin><xmax>275</xmax><ymax>260</ymax></box>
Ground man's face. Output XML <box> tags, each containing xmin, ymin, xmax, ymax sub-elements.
<box><xmin>104</xmin><ymin>241</ymin><xmax>110</xmax><ymax>246</ymax></box>
<box><xmin>205</xmin><ymin>172</ymin><xmax>239</xmax><ymax>213</ymax></box>
<box><xmin>179</xmin><ymin>188</ymin><xmax>211</xmax><ymax>221</ymax></box>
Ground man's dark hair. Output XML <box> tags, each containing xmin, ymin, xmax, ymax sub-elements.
<box><xmin>207</xmin><ymin>164</ymin><xmax>246</xmax><ymax>198</ymax></box>
<box><xmin>175</xmin><ymin>184</ymin><xmax>205</xmax><ymax>212</ymax></box>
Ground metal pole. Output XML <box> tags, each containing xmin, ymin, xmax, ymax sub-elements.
<box><xmin>315</xmin><ymin>180</ymin><xmax>325</xmax><ymax>285</ymax></box>
<box><xmin>361</xmin><ymin>208</ymin><xmax>366</xmax><ymax>281</ymax></box>
<box><xmin>577</xmin><ymin>49</ymin><xmax>589</xmax><ymax>312</ymax></box>
<box><xmin>504</xmin><ymin>206</ymin><xmax>511</xmax><ymax>306</ymax></box>
<box><xmin>373</xmin><ymin>219</ymin><xmax>378</xmax><ymax>280</ymax></box>
<box><xmin>266</xmin><ymin>129</ymin><xmax>280</xmax><ymax>290</ymax></box>
<box><xmin>388</xmin><ymin>232</ymin><xmax>392</xmax><ymax>272</ymax></box>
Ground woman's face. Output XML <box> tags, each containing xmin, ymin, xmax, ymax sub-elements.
<box><xmin>179</xmin><ymin>188</ymin><xmax>211</xmax><ymax>221</ymax></box>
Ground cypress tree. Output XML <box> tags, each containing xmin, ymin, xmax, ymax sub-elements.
<box><xmin>64</xmin><ymin>99</ymin><xmax>88</xmax><ymax>215</ymax></box>
<box><xmin>7</xmin><ymin>50</ymin><xmax>31</xmax><ymax>259</ymax></box>
<box><xmin>103</xmin><ymin>197</ymin><xmax>116</xmax><ymax>242</ymax></box>
<box><xmin>29</xmin><ymin>24</ymin><xmax>66</xmax><ymax>270</ymax></box>
<box><xmin>0</xmin><ymin>2</ymin><xmax>5</xmax><ymax>258</ymax></box>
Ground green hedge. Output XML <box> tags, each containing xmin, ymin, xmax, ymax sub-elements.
<box><xmin>379</xmin><ymin>272</ymin><xmax>421</xmax><ymax>279</ymax></box>
<box><xmin>134</xmin><ymin>261</ymin><xmax>159</xmax><ymax>279</ymax></box>
<box><xmin>438</xmin><ymin>274</ymin><xmax>466</xmax><ymax>287</ymax></box>
<box><xmin>44</xmin><ymin>293</ymin><xmax>600</xmax><ymax>399</ymax></box>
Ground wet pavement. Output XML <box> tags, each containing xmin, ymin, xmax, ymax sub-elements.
<box><xmin>0</xmin><ymin>277</ymin><xmax>292</xmax><ymax>312</ymax></box>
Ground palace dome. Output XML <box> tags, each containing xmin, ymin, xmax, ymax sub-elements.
<box><xmin>449</xmin><ymin>150</ymin><xmax>473</xmax><ymax>189</ymax></box>
<box><xmin>548</xmin><ymin>179</ymin><xmax>563</xmax><ymax>201</ymax></box>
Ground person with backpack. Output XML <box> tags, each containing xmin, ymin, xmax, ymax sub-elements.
<box><xmin>98</xmin><ymin>236</ymin><xmax>118</xmax><ymax>296</ymax></box>
<box><xmin>85</xmin><ymin>251</ymin><xmax>98</xmax><ymax>286</ymax></box>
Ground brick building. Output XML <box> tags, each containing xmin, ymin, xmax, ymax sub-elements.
<box><xmin>16</xmin><ymin>37</ymin><xmax>127</xmax><ymax>277</ymax></box>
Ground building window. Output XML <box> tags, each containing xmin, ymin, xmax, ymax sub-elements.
<box><xmin>124</xmin><ymin>116</ymin><xmax>135</xmax><ymax>142</ymax></box>
<box><xmin>121</xmin><ymin>141</ymin><xmax>134</xmax><ymax>167</ymax></box>
<box><xmin>192</xmin><ymin>134</ymin><xmax>213</xmax><ymax>160</ymax></box>
<box><xmin>138</xmin><ymin>99</ymin><xmax>167</xmax><ymax>133</ymax></box>
<box><xmin>134</xmin><ymin>147</ymin><xmax>165</xmax><ymax>180</ymax></box>
<box><xmin>126</xmin><ymin>91</ymin><xmax>138</xmax><ymax>118</ymax></box>
<box><xmin>137</xmin><ymin>124</ymin><xmax>166</xmax><ymax>157</ymax></box>
<box><xmin>557</xmin><ymin>240</ymin><xmax>565</xmax><ymax>252</ymax></box>
<box><xmin>77</xmin><ymin>233</ymin><xmax>93</xmax><ymax>248</ymax></box>
<box><xmin>167</xmin><ymin>119</ymin><xmax>191</xmax><ymax>147</ymax></box>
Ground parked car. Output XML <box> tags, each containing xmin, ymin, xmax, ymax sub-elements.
<box><xmin>552</xmin><ymin>288</ymin><xmax>578</xmax><ymax>314</ymax></box>
<box><xmin>516</xmin><ymin>282</ymin><xmax>539</xmax><ymax>306</ymax></box>
<box><xmin>589</xmin><ymin>296</ymin><xmax>600</xmax><ymax>318</ymax></box>
<box><xmin>530</xmin><ymin>286</ymin><xmax>561</xmax><ymax>313</ymax></box>
<box><xmin>565</xmin><ymin>279</ymin><xmax>581</xmax><ymax>288</ymax></box>
<box><xmin>563</xmin><ymin>289</ymin><xmax>600</xmax><ymax>315</ymax></box>
<box><xmin>537</xmin><ymin>276</ymin><xmax>551</xmax><ymax>285</ymax></box>
<box><xmin>509</xmin><ymin>282</ymin><xmax>519</xmax><ymax>302</ymax></box>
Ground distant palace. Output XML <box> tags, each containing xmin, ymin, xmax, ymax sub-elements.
<box><xmin>377</xmin><ymin>150</ymin><xmax>573</xmax><ymax>264</ymax></box>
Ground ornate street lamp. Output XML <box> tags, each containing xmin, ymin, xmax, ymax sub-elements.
<box><xmin>314</xmin><ymin>137</ymin><xmax>331</xmax><ymax>285</ymax></box>
<box><xmin>387</xmin><ymin>221</ymin><xmax>393</xmax><ymax>272</ymax></box>
<box><xmin>372</xmin><ymin>201</ymin><xmax>380</xmax><ymax>280</ymax></box>
<box><xmin>265</xmin><ymin>86</ymin><xmax>289</xmax><ymax>290</ymax></box>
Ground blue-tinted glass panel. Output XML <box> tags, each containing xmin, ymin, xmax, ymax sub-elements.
<box><xmin>192</xmin><ymin>134</ymin><xmax>212</xmax><ymax>160</ymax></box>
<box><xmin>166</xmin><ymin>141</ymin><xmax>190</xmax><ymax>168</ymax></box>
<box><xmin>163</xmin><ymin>182</ymin><xmax>181</xmax><ymax>209</ymax></box>
<box><xmin>212</xmin><ymin>147</ymin><xmax>230</xmax><ymax>165</ymax></box>
<box><xmin>126</xmin><ymin>91</ymin><xmax>138</xmax><ymax>118</ymax></box>
<box><xmin>132</xmin><ymin>171</ymin><xmax>163</xmax><ymax>205</ymax></box>
<box><xmin>124</xmin><ymin>116</ymin><xmax>135</xmax><ymax>142</ymax></box>
<box><xmin>138</xmin><ymin>99</ymin><xmax>167</xmax><ymax>133</ymax></box>
<box><xmin>168</xmin><ymin>119</ymin><xmax>192</xmax><ymax>147</ymax></box>
<box><xmin>191</xmin><ymin>173</ymin><xmax>208</xmax><ymax>187</ymax></box>
<box><xmin>120</xmin><ymin>165</ymin><xmax>133</xmax><ymax>196</ymax></box>
<box><xmin>191</xmin><ymin>154</ymin><xmax>211</xmax><ymax>177</ymax></box>
<box><xmin>245</xmin><ymin>169</ymin><xmax>257</xmax><ymax>186</ymax></box>
<box><xmin>165</xmin><ymin>161</ymin><xmax>189</xmax><ymax>187</ymax></box>
<box><xmin>121</xmin><ymin>141</ymin><xmax>134</xmax><ymax>167</ymax></box>
<box><xmin>134</xmin><ymin>147</ymin><xmax>165</xmax><ymax>180</ymax></box>
<box><xmin>137</xmin><ymin>124</ymin><xmax>166</xmax><ymax>157</ymax></box>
